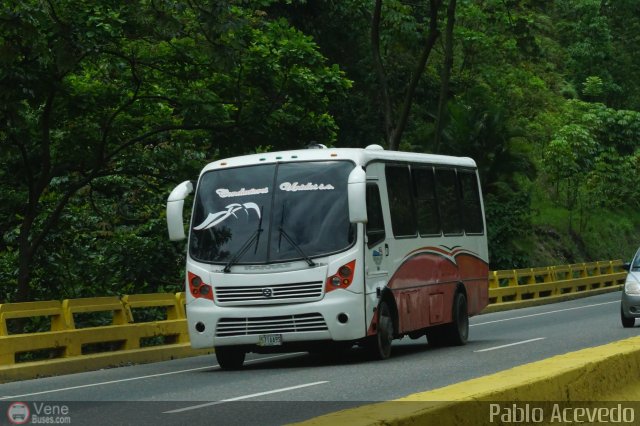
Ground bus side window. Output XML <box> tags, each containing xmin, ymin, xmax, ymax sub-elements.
<box><xmin>435</xmin><ymin>169</ymin><xmax>463</xmax><ymax>235</ymax></box>
<box><xmin>459</xmin><ymin>171</ymin><xmax>484</xmax><ymax>234</ymax></box>
<box><xmin>385</xmin><ymin>165</ymin><xmax>418</xmax><ymax>237</ymax></box>
<box><xmin>412</xmin><ymin>167</ymin><xmax>440</xmax><ymax>236</ymax></box>
<box><xmin>366</xmin><ymin>183</ymin><xmax>386</xmax><ymax>248</ymax></box>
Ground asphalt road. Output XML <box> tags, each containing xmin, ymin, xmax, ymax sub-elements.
<box><xmin>1</xmin><ymin>291</ymin><xmax>637</xmax><ymax>425</ymax></box>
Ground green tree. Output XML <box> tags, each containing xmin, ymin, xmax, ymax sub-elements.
<box><xmin>540</xmin><ymin>100</ymin><xmax>640</xmax><ymax>231</ymax></box>
<box><xmin>0</xmin><ymin>0</ymin><xmax>349</xmax><ymax>302</ymax></box>
<box><xmin>552</xmin><ymin>0</ymin><xmax>623</xmax><ymax>106</ymax></box>
<box><xmin>371</xmin><ymin>0</ymin><xmax>444</xmax><ymax>150</ymax></box>
<box><xmin>542</xmin><ymin>124</ymin><xmax>598</xmax><ymax>231</ymax></box>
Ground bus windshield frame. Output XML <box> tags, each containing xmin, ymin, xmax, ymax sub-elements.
<box><xmin>188</xmin><ymin>160</ymin><xmax>356</xmax><ymax>265</ymax></box>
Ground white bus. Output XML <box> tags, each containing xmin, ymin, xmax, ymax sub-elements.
<box><xmin>167</xmin><ymin>145</ymin><xmax>489</xmax><ymax>369</ymax></box>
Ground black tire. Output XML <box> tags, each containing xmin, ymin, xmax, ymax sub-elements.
<box><xmin>621</xmin><ymin>306</ymin><xmax>636</xmax><ymax>328</ymax></box>
<box><xmin>448</xmin><ymin>292</ymin><xmax>469</xmax><ymax>345</ymax></box>
<box><xmin>215</xmin><ymin>346</ymin><xmax>246</xmax><ymax>370</ymax></box>
<box><xmin>367</xmin><ymin>300</ymin><xmax>394</xmax><ymax>360</ymax></box>
<box><xmin>430</xmin><ymin>292</ymin><xmax>469</xmax><ymax>347</ymax></box>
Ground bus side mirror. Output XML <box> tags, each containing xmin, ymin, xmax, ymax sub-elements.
<box><xmin>348</xmin><ymin>167</ymin><xmax>367</xmax><ymax>224</ymax></box>
<box><xmin>167</xmin><ymin>180</ymin><xmax>194</xmax><ymax>241</ymax></box>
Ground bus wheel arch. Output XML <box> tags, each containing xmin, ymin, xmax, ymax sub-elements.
<box><xmin>455</xmin><ymin>282</ymin><xmax>468</xmax><ymax>301</ymax></box>
<box><xmin>379</xmin><ymin>288</ymin><xmax>399</xmax><ymax>336</ymax></box>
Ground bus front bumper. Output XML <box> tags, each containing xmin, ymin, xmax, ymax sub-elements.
<box><xmin>187</xmin><ymin>290</ymin><xmax>367</xmax><ymax>349</ymax></box>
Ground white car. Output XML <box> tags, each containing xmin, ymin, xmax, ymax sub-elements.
<box><xmin>621</xmin><ymin>248</ymin><xmax>640</xmax><ymax>327</ymax></box>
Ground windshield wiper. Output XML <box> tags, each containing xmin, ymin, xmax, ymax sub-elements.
<box><xmin>276</xmin><ymin>202</ymin><xmax>316</xmax><ymax>267</ymax></box>
<box><xmin>278</xmin><ymin>226</ymin><xmax>316</xmax><ymax>267</ymax></box>
<box><xmin>223</xmin><ymin>207</ymin><xmax>263</xmax><ymax>273</ymax></box>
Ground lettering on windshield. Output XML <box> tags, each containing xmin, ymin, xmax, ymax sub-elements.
<box><xmin>216</xmin><ymin>187</ymin><xmax>269</xmax><ymax>198</ymax></box>
<box><xmin>193</xmin><ymin>202</ymin><xmax>261</xmax><ymax>230</ymax></box>
<box><xmin>279</xmin><ymin>182</ymin><xmax>335</xmax><ymax>192</ymax></box>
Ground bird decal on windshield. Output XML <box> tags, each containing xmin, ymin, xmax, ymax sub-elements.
<box><xmin>193</xmin><ymin>202</ymin><xmax>261</xmax><ymax>230</ymax></box>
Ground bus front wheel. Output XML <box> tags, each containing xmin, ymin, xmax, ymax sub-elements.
<box><xmin>367</xmin><ymin>300</ymin><xmax>394</xmax><ymax>360</ymax></box>
<box><xmin>215</xmin><ymin>346</ymin><xmax>246</xmax><ymax>370</ymax></box>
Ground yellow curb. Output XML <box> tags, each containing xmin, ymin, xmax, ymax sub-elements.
<box><xmin>291</xmin><ymin>336</ymin><xmax>640</xmax><ymax>426</ymax></box>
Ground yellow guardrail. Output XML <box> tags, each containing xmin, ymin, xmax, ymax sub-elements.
<box><xmin>0</xmin><ymin>292</ymin><xmax>211</xmax><ymax>382</ymax></box>
<box><xmin>0</xmin><ymin>260</ymin><xmax>627</xmax><ymax>382</ymax></box>
<box><xmin>486</xmin><ymin>260</ymin><xmax>626</xmax><ymax>311</ymax></box>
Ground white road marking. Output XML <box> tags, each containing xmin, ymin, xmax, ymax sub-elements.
<box><xmin>163</xmin><ymin>381</ymin><xmax>329</xmax><ymax>413</ymax></box>
<box><xmin>474</xmin><ymin>337</ymin><xmax>546</xmax><ymax>353</ymax></box>
<box><xmin>0</xmin><ymin>353</ymin><xmax>305</xmax><ymax>400</ymax></box>
<box><xmin>471</xmin><ymin>300</ymin><xmax>618</xmax><ymax>327</ymax></box>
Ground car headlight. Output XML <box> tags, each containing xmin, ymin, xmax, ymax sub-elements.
<box><xmin>625</xmin><ymin>281</ymin><xmax>640</xmax><ymax>296</ymax></box>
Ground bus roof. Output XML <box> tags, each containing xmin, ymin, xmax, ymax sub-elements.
<box><xmin>200</xmin><ymin>145</ymin><xmax>477</xmax><ymax>174</ymax></box>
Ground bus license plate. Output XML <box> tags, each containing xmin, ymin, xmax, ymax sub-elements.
<box><xmin>258</xmin><ymin>334</ymin><xmax>282</xmax><ymax>347</ymax></box>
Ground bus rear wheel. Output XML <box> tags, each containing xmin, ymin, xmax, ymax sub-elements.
<box><xmin>367</xmin><ymin>300</ymin><xmax>394</xmax><ymax>360</ymax></box>
<box><xmin>427</xmin><ymin>292</ymin><xmax>469</xmax><ymax>347</ymax></box>
<box><xmin>215</xmin><ymin>346</ymin><xmax>246</xmax><ymax>370</ymax></box>
<box><xmin>447</xmin><ymin>292</ymin><xmax>469</xmax><ymax>345</ymax></box>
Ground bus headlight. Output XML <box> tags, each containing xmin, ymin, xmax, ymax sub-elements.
<box><xmin>188</xmin><ymin>272</ymin><xmax>214</xmax><ymax>301</ymax></box>
<box><xmin>326</xmin><ymin>260</ymin><xmax>356</xmax><ymax>293</ymax></box>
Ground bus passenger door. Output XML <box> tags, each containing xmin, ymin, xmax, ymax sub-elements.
<box><xmin>363</xmin><ymin>177</ymin><xmax>391</xmax><ymax>335</ymax></box>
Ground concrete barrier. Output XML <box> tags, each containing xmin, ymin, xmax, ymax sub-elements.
<box><xmin>291</xmin><ymin>336</ymin><xmax>640</xmax><ymax>426</ymax></box>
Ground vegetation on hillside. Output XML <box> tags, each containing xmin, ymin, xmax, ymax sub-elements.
<box><xmin>1</xmin><ymin>0</ymin><xmax>639</xmax><ymax>302</ymax></box>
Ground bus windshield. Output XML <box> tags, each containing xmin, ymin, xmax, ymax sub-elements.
<box><xmin>189</xmin><ymin>161</ymin><xmax>355</xmax><ymax>265</ymax></box>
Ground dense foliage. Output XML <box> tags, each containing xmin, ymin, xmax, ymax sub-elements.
<box><xmin>1</xmin><ymin>0</ymin><xmax>639</xmax><ymax>302</ymax></box>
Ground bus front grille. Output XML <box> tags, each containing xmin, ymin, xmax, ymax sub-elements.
<box><xmin>215</xmin><ymin>281</ymin><xmax>324</xmax><ymax>303</ymax></box>
<box><xmin>216</xmin><ymin>313</ymin><xmax>328</xmax><ymax>337</ymax></box>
